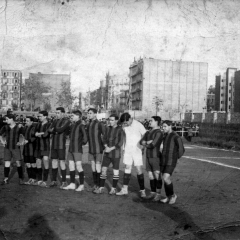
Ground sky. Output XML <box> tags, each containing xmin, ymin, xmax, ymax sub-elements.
<box><xmin>0</xmin><ymin>0</ymin><xmax>240</xmax><ymax>94</ymax></box>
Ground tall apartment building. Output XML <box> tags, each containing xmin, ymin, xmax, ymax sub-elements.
<box><xmin>129</xmin><ymin>58</ymin><xmax>208</xmax><ymax>115</ymax></box>
<box><xmin>215</xmin><ymin>68</ymin><xmax>239</xmax><ymax>112</ymax></box>
<box><xmin>0</xmin><ymin>70</ymin><xmax>22</xmax><ymax>109</ymax></box>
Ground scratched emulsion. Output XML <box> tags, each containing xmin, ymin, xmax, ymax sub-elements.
<box><xmin>0</xmin><ymin>0</ymin><xmax>239</xmax><ymax>92</ymax></box>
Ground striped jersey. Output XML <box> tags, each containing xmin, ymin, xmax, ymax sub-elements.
<box><xmin>87</xmin><ymin>119</ymin><xmax>105</xmax><ymax>154</ymax></box>
<box><xmin>103</xmin><ymin>125</ymin><xmax>125</xmax><ymax>159</ymax></box>
<box><xmin>69</xmin><ymin>120</ymin><xmax>88</xmax><ymax>153</ymax></box>
<box><xmin>36</xmin><ymin>121</ymin><xmax>51</xmax><ymax>151</ymax></box>
<box><xmin>161</xmin><ymin>131</ymin><xmax>185</xmax><ymax>166</ymax></box>
<box><xmin>0</xmin><ymin>124</ymin><xmax>24</xmax><ymax>149</ymax></box>
<box><xmin>23</xmin><ymin>124</ymin><xmax>36</xmax><ymax>156</ymax></box>
<box><xmin>51</xmin><ymin>117</ymin><xmax>70</xmax><ymax>150</ymax></box>
<box><xmin>140</xmin><ymin>128</ymin><xmax>163</xmax><ymax>158</ymax></box>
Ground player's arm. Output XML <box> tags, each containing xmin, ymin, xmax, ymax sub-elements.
<box><xmin>0</xmin><ymin>126</ymin><xmax>6</xmax><ymax>145</ymax></box>
<box><xmin>147</xmin><ymin>131</ymin><xmax>163</xmax><ymax>149</ymax></box>
<box><xmin>81</xmin><ymin>125</ymin><xmax>88</xmax><ymax>145</ymax></box>
<box><xmin>140</xmin><ymin>132</ymin><xmax>147</xmax><ymax>146</ymax></box>
<box><xmin>54</xmin><ymin>119</ymin><xmax>71</xmax><ymax>134</ymax></box>
<box><xmin>175</xmin><ymin>136</ymin><xmax>185</xmax><ymax>159</ymax></box>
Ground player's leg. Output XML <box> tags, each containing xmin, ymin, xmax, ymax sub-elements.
<box><xmin>36</xmin><ymin>157</ymin><xmax>43</xmax><ymax>184</ymax></box>
<box><xmin>31</xmin><ymin>162</ymin><xmax>37</xmax><ymax>185</ymax></box>
<box><xmin>75</xmin><ymin>153</ymin><xmax>85</xmax><ymax>192</ymax></box>
<box><xmin>152</xmin><ymin>170</ymin><xmax>162</xmax><ymax>201</ymax></box>
<box><xmin>1</xmin><ymin>149</ymin><xmax>11</xmax><ymax>184</ymax></box>
<box><xmin>50</xmin><ymin>149</ymin><xmax>59</xmax><ymax>187</ymax></box>
<box><xmin>89</xmin><ymin>154</ymin><xmax>98</xmax><ymax>190</ymax></box>
<box><xmin>136</xmin><ymin>164</ymin><xmax>146</xmax><ymax>198</ymax></box>
<box><xmin>24</xmin><ymin>162</ymin><xmax>32</xmax><ymax>185</ymax></box>
<box><xmin>95</xmin><ymin>153</ymin><xmax>102</xmax><ymax>190</ymax></box>
<box><xmin>63</xmin><ymin>159</ymin><xmax>76</xmax><ymax>190</ymax></box>
<box><xmin>40</xmin><ymin>155</ymin><xmax>49</xmax><ymax>187</ymax></box>
<box><xmin>13</xmin><ymin>149</ymin><xmax>24</xmax><ymax>185</ymax></box>
<box><xmin>116</xmin><ymin>164</ymin><xmax>132</xmax><ymax>196</ymax></box>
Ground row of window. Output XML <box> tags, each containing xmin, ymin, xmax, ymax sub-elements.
<box><xmin>1</xmin><ymin>99</ymin><xmax>18</xmax><ymax>106</ymax></box>
<box><xmin>1</xmin><ymin>85</ymin><xmax>19</xmax><ymax>91</ymax></box>
<box><xmin>2</xmin><ymin>72</ymin><xmax>20</xmax><ymax>77</ymax></box>
<box><xmin>1</xmin><ymin>92</ymin><xmax>19</xmax><ymax>99</ymax></box>
<box><xmin>1</xmin><ymin>79</ymin><xmax>20</xmax><ymax>84</ymax></box>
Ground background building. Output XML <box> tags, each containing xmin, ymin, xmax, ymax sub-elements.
<box><xmin>0</xmin><ymin>70</ymin><xmax>22</xmax><ymax>109</ymax></box>
<box><xmin>129</xmin><ymin>57</ymin><xmax>208</xmax><ymax>118</ymax></box>
<box><xmin>215</xmin><ymin>68</ymin><xmax>240</xmax><ymax>112</ymax></box>
<box><xmin>207</xmin><ymin>94</ymin><xmax>215</xmax><ymax>112</ymax></box>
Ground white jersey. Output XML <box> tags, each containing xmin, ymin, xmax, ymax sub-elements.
<box><xmin>124</xmin><ymin>119</ymin><xmax>146</xmax><ymax>152</ymax></box>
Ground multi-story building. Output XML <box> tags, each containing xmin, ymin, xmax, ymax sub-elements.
<box><xmin>25</xmin><ymin>72</ymin><xmax>71</xmax><ymax>111</ymax></box>
<box><xmin>207</xmin><ymin>94</ymin><xmax>215</xmax><ymax>112</ymax></box>
<box><xmin>215</xmin><ymin>68</ymin><xmax>239</xmax><ymax>112</ymax></box>
<box><xmin>129</xmin><ymin>58</ymin><xmax>208</xmax><ymax>116</ymax></box>
<box><xmin>0</xmin><ymin>70</ymin><xmax>22</xmax><ymax>109</ymax></box>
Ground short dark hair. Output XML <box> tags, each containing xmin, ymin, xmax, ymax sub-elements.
<box><xmin>88</xmin><ymin>108</ymin><xmax>97</xmax><ymax>114</ymax></box>
<box><xmin>72</xmin><ymin>110</ymin><xmax>82</xmax><ymax>117</ymax></box>
<box><xmin>120</xmin><ymin>113</ymin><xmax>131</xmax><ymax>123</ymax></box>
<box><xmin>26</xmin><ymin>116</ymin><xmax>35</xmax><ymax>122</ymax></box>
<box><xmin>39</xmin><ymin>110</ymin><xmax>48</xmax><ymax>117</ymax></box>
<box><xmin>56</xmin><ymin>107</ymin><xmax>65</xmax><ymax>113</ymax></box>
<box><xmin>162</xmin><ymin>120</ymin><xmax>172</xmax><ymax>126</ymax></box>
<box><xmin>109</xmin><ymin>114</ymin><xmax>119</xmax><ymax>121</ymax></box>
<box><xmin>6</xmin><ymin>114</ymin><xmax>16</xmax><ymax>121</ymax></box>
<box><xmin>151</xmin><ymin>116</ymin><xmax>161</xmax><ymax>126</ymax></box>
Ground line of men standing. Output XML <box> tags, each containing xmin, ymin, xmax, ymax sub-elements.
<box><xmin>0</xmin><ymin>107</ymin><xmax>185</xmax><ymax>204</ymax></box>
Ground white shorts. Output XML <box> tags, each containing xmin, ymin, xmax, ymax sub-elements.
<box><xmin>123</xmin><ymin>148</ymin><xmax>143</xmax><ymax>166</ymax></box>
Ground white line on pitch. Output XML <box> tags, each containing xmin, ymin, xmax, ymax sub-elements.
<box><xmin>190</xmin><ymin>145</ymin><xmax>240</xmax><ymax>153</ymax></box>
<box><xmin>205</xmin><ymin>157</ymin><xmax>240</xmax><ymax>159</ymax></box>
<box><xmin>184</xmin><ymin>156</ymin><xmax>240</xmax><ymax>170</ymax></box>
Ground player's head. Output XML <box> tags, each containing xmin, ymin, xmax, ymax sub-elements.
<box><xmin>39</xmin><ymin>110</ymin><xmax>48</xmax><ymax>122</ymax></box>
<box><xmin>120</xmin><ymin>112</ymin><xmax>132</xmax><ymax>127</ymax></box>
<box><xmin>109</xmin><ymin>114</ymin><xmax>119</xmax><ymax>127</ymax></box>
<box><xmin>71</xmin><ymin>110</ymin><xmax>82</xmax><ymax>122</ymax></box>
<box><xmin>87</xmin><ymin>108</ymin><xmax>97</xmax><ymax>120</ymax></box>
<box><xmin>150</xmin><ymin>116</ymin><xmax>161</xmax><ymax>128</ymax></box>
<box><xmin>56</xmin><ymin>107</ymin><xmax>65</xmax><ymax>119</ymax></box>
<box><xmin>5</xmin><ymin>114</ymin><xmax>16</xmax><ymax>124</ymax></box>
<box><xmin>162</xmin><ymin>120</ymin><xmax>172</xmax><ymax>133</ymax></box>
<box><xmin>26</xmin><ymin>116</ymin><xmax>34</xmax><ymax>126</ymax></box>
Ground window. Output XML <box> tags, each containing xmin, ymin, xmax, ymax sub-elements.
<box><xmin>229</xmin><ymin>90</ymin><xmax>231</xmax><ymax>93</ymax></box>
<box><xmin>221</xmin><ymin>101</ymin><xmax>223</xmax><ymax>104</ymax></box>
<box><xmin>15</xmin><ymin>79</ymin><xmax>18</xmax><ymax>83</ymax></box>
<box><xmin>221</xmin><ymin>87</ymin><xmax>223</xmax><ymax>89</ymax></box>
<box><xmin>229</xmin><ymin>83</ymin><xmax>231</xmax><ymax>86</ymax></box>
<box><xmin>221</xmin><ymin>94</ymin><xmax>223</xmax><ymax>96</ymax></box>
<box><xmin>229</xmin><ymin>106</ymin><xmax>231</xmax><ymax>109</ymax></box>
<box><xmin>229</xmin><ymin>98</ymin><xmax>231</xmax><ymax>101</ymax></box>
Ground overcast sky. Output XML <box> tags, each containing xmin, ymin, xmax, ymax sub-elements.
<box><xmin>0</xmin><ymin>0</ymin><xmax>239</xmax><ymax>94</ymax></box>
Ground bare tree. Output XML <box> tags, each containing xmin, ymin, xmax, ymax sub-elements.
<box><xmin>152</xmin><ymin>96</ymin><xmax>164</xmax><ymax>115</ymax></box>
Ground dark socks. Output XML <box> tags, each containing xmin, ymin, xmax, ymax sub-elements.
<box><xmin>37</xmin><ymin>168</ymin><xmax>43</xmax><ymax>181</ymax></box>
<box><xmin>43</xmin><ymin>168</ymin><xmax>49</xmax><ymax>182</ymax></box>
<box><xmin>123</xmin><ymin>173</ymin><xmax>131</xmax><ymax>186</ymax></box>
<box><xmin>150</xmin><ymin>179</ymin><xmax>156</xmax><ymax>192</ymax></box>
<box><xmin>92</xmin><ymin>171</ymin><xmax>97</xmax><ymax>185</ymax></box>
<box><xmin>70</xmin><ymin>171</ymin><xmax>75</xmax><ymax>184</ymax></box>
<box><xmin>156</xmin><ymin>179</ymin><xmax>162</xmax><ymax>190</ymax></box>
<box><xmin>96</xmin><ymin>172</ymin><xmax>101</xmax><ymax>187</ymax></box>
<box><xmin>137</xmin><ymin>173</ymin><xmax>145</xmax><ymax>190</ymax></box>
<box><xmin>27</xmin><ymin>167</ymin><xmax>31</xmax><ymax>179</ymax></box>
<box><xmin>32</xmin><ymin>167</ymin><xmax>37</xmax><ymax>180</ymax></box>
<box><xmin>78</xmin><ymin>171</ymin><xmax>84</xmax><ymax>185</ymax></box>
<box><xmin>164</xmin><ymin>182</ymin><xmax>174</xmax><ymax>197</ymax></box>
<box><xmin>52</xmin><ymin>168</ymin><xmax>58</xmax><ymax>181</ymax></box>
<box><xmin>61</xmin><ymin>169</ymin><xmax>66</xmax><ymax>182</ymax></box>
<box><xmin>4</xmin><ymin>167</ymin><xmax>10</xmax><ymax>178</ymax></box>
<box><xmin>17</xmin><ymin>166</ymin><xmax>23</xmax><ymax>179</ymax></box>
<box><xmin>100</xmin><ymin>174</ymin><xmax>106</xmax><ymax>188</ymax></box>
<box><xmin>112</xmin><ymin>175</ymin><xmax>119</xmax><ymax>188</ymax></box>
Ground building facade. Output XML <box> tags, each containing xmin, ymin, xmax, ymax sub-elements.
<box><xmin>215</xmin><ymin>68</ymin><xmax>240</xmax><ymax>113</ymax></box>
<box><xmin>129</xmin><ymin>58</ymin><xmax>208</xmax><ymax>117</ymax></box>
<box><xmin>207</xmin><ymin>94</ymin><xmax>215</xmax><ymax>112</ymax></box>
<box><xmin>0</xmin><ymin>70</ymin><xmax>22</xmax><ymax>109</ymax></box>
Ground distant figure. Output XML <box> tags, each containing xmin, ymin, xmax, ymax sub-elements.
<box><xmin>187</xmin><ymin>126</ymin><xmax>193</xmax><ymax>142</ymax></box>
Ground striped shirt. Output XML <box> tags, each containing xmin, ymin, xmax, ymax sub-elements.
<box><xmin>161</xmin><ymin>131</ymin><xmax>185</xmax><ymax>166</ymax></box>
<box><xmin>0</xmin><ymin>124</ymin><xmax>24</xmax><ymax>149</ymax></box>
<box><xmin>69</xmin><ymin>120</ymin><xmax>88</xmax><ymax>153</ymax></box>
<box><xmin>51</xmin><ymin>117</ymin><xmax>70</xmax><ymax>150</ymax></box>
<box><xmin>140</xmin><ymin>128</ymin><xmax>163</xmax><ymax>158</ymax></box>
<box><xmin>103</xmin><ymin>125</ymin><xmax>125</xmax><ymax>159</ymax></box>
<box><xmin>23</xmin><ymin>124</ymin><xmax>36</xmax><ymax>156</ymax></box>
<box><xmin>36</xmin><ymin>121</ymin><xmax>51</xmax><ymax>151</ymax></box>
<box><xmin>87</xmin><ymin>119</ymin><xmax>105</xmax><ymax>154</ymax></box>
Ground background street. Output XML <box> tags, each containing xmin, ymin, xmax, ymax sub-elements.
<box><xmin>0</xmin><ymin>142</ymin><xmax>240</xmax><ymax>240</ymax></box>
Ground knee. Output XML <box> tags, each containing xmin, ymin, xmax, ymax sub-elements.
<box><xmin>154</xmin><ymin>171</ymin><xmax>160</xmax><ymax>179</ymax></box>
<box><xmin>26</xmin><ymin>163</ymin><xmax>31</xmax><ymax>168</ymax></box>
<box><xmin>16</xmin><ymin>161</ymin><xmax>21</xmax><ymax>167</ymax></box>
<box><xmin>162</xmin><ymin>174</ymin><xmax>171</xmax><ymax>184</ymax></box>
<box><xmin>148</xmin><ymin>172</ymin><xmax>154</xmax><ymax>180</ymax></box>
<box><xmin>136</xmin><ymin>166</ymin><xmax>142</xmax><ymax>175</ymax></box>
<box><xmin>69</xmin><ymin>161</ymin><xmax>75</xmax><ymax>171</ymax></box>
<box><xmin>101</xmin><ymin>167</ymin><xmax>107</xmax><ymax>175</ymax></box>
<box><xmin>125</xmin><ymin>165</ymin><xmax>132</xmax><ymax>174</ymax></box>
<box><xmin>5</xmin><ymin>161</ymin><xmax>11</xmax><ymax>167</ymax></box>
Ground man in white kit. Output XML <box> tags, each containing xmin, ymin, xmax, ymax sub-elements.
<box><xmin>116</xmin><ymin>113</ymin><xmax>147</xmax><ymax>197</ymax></box>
